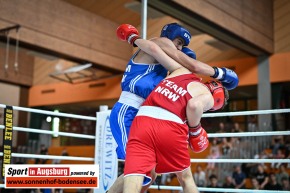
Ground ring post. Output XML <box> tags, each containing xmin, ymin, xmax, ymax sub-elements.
<box><xmin>94</xmin><ymin>110</ymin><xmax>118</xmax><ymax>193</ymax></box>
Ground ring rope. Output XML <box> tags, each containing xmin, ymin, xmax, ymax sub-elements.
<box><xmin>202</xmin><ymin>108</ymin><xmax>290</xmax><ymax>118</ymax></box>
<box><xmin>1</xmin><ymin>124</ymin><xmax>288</xmax><ymax>139</ymax></box>
<box><xmin>208</xmin><ymin>131</ymin><xmax>290</xmax><ymax>138</ymax></box>
<box><xmin>0</xmin><ymin>125</ymin><xmax>96</xmax><ymax>139</ymax></box>
<box><xmin>0</xmin><ymin>104</ymin><xmax>96</xmax><ymax>121</ymax></box>
<box><xmin>190</xmin><ymin>158</ymin><xmax>290</xmax><ymax>163</ymax></box>
<box><xmin>1</xmin><ymin>104</ymin><xmax>289</xmax><ymax>120</ymax></box>
<box><xmin>150</xmin><ymin>185</ymin><xmax>290</xmax><ymax>193</ymax></box>
<box><xmin>0</xmin><ymin>152</ymin><xmax>93</xmax><ymax>161</ymax></box>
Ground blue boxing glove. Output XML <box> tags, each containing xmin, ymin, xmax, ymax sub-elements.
<box><xmin>211</xmin><ymin>67</ymin><xmax>239</xmax><ymax>90</ymax></box>
<box><xmin>182</xmin><ymin>47</ymin><xmax>196</xmax><ymax>60</ymax></box>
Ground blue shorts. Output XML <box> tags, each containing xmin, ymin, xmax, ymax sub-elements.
<box><xmin>109</xmin><ymin>102</ymin><xmax>138</xmax><ymax>160</ymax></box>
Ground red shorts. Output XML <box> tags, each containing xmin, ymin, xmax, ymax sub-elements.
<box><xmin>124</xmin><ymin>116</ymin><xmax>190</xmax><ymax>183</ymax></box>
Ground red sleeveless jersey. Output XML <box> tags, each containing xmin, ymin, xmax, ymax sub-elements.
<box><xmin>142</xmin><ymin>73</ymin><xmax>201</xmax><ymax>122</ymax></box>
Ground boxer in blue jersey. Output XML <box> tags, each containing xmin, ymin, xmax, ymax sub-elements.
<box><xmin>107</xmin><ymin>23</ymin><xmax>239</xmax><ymax>193</ymax></box>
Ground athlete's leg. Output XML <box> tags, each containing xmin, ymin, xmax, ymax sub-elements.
<box><xmin>123</xmin><ymin>175</ymin><xmax>144</xmax><ymax>193</ymax></box>
<box><xmin>107</xmin><ymin>174</ymin><xmax>124</xmax><ymax>193</ymax></box>
<box><xmin>176</xmin><ymin>167</ymin><xmax>199</xmax><ymax>193</ymax></box>
<box><xmin>140</xmin><ymin>169</ymin><xmax>157</xmax><ymax>193</ymax></box>
<box><xmin>107</xmin><ymin>170</ymin><xmax>156</xmax><ymax>193</ymax></box>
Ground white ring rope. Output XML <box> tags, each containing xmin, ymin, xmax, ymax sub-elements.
<box><xmin>150</xmin><ymin>185</ymin><xmax>290</xmax><ymax>193</ymax></box>
<box><xmin>1</xmin><ymin>104</ymin><xmax>289</xmax><ymax>120</ymax></box>
<box><xmin>202</xmin><ymin>108</ymin><xmax>290</xmax><ymax>117</ymax></box>
<box><xmin>0</xmin><ymin>125</ymin><xmax>95</xmax><ymax>139</ymax></box>
<box><xmin>190</xmin><ymin>158</ymin><xmax>290</xmax><ymax>163</ymax></box>
<box><xmin>208</xmin><ymin>131</ymin><xmax>290</xmax><ymax>138</ymax></box>
<box><xmin>0</xmin><ymin>104</ymin><xmax>96</xmax><ymax>121</ymax></box>
<box><xmin>1</xmin><ymin>125</ymin><xmax>288</xmax><ymax>138</ymax></box>
<box><xmin>0</xmin><ymin>152</ymin><xmax>93</xmax><ymax>161</ymax></box>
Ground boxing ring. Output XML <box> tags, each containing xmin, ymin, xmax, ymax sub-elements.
<box><xmin>0</xmin><ymin>103</ymin><xmax>290</xmax><ymax>193</ymax></box>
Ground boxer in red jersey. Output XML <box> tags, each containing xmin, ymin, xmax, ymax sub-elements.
<box><xmin>122</xmin><ymin>38</ymin><xmax>229</xmax><ymax>193</ymax></box>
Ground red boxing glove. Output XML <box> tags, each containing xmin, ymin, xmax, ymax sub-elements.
<box><xmin>116</xmin><ymin>24</ymin><xmax>140</xmax><ymax>46</ymax></box>
<box><xmin>188</xmin><ymin>124</ymin><xmax>209</xmax><ymax>153</ymax></box>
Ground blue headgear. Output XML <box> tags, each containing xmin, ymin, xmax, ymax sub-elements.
<box><xmin>182</xmin><ymin>47</ymin><xmax>196</xmax><ymax>60</ymax></box>
<box><xmin>160</xmin><ymin>23</ymin><xmax>191</xmax><ymax>46</ymax></box>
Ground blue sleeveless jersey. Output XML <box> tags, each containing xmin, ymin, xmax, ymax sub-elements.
<box><xmin>110</xmin><ymin>52</ymin><xmax>167</xmax><ymax>160</ymax></box>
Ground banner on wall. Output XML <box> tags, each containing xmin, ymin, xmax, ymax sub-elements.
<box><xmin>2</xmin><ymin>106</ymin><xmax>13</xmax><ymax>177</ymax></box>
<box><xmin>94</xmin><ymin>110</ymin><xmax>118</xmax><ymax>193</ymax></box>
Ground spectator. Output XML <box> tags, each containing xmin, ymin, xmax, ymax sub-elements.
<box><xmin>270</xmin><ymin>136</ymin><xmax>284</xmax><ymax>156</ymax></box>
<box><xmin>232</xmin><ymin>165</ymin><xmax>246</xmax><ymax>189</ymax></box>
<box><xmin>222</xmin><ymin>175</ymin><xmax>235</xmax><ymax>192</ymax></box>
<box><xmin>216</xmin><ymin>122</ymin><xmax>226</xmax><ymax>144</ymax></box>
<box><xmin>254</xmin><ymin>164</ymin><xmax>269</xmax><ymax>189</ymax></box>
<box><xmin>217</xmin><ymin>122</ymin><xmax>226</xmax><ymax>133</ymax></box>
<box><xmin>206</xmin><ymin>138</ymin><xmax>221</xmax><ymax>175</ymax></box>
<box><xmin>264</xmin><ymin>173</ymin><xmax>282</xmax><ymax>190</ymax></box>
<box><xmin>193</xmin><ymin>165</ymin><xmax>207</xmax><ymax>187</ymax></box>
<box><xmin>232</xmin><ymin>122</ymin><xmax>241</xmax><ymax>133</ymax></box>
<box><xmin>271</xmin><ymin>149</ymin><xmax>285</xmax><ymax>169</ymax></box>
<box><xmin>220</xmin><ymin>137</ymin><xmax>232</xmax><ymax>156</ymax></box>
<box><xmin>251</xmin><ymin>177</ymin><xmax>261</xmax><ymax>190</ymax></box>
<box><xmin>281</xmin><ymin>177</ymin><xmax>290</xmax><ymax>191</ymax></box>
<box><xmin>276</xmin><ymin>164</ymin><xmax>289</xmax><ymax>185</ymax></box>
<box><xmin>284</xmin><ymin>137</ymin><xmax>290</xmax><ymax>159</ymax></box>
<box><xmin>247</xmin><ymin>115</ymin><xmax>257</xmax><ymax>132</ymax></box>
<box><xmin>207</xmin><ymin>174</ymin><xmax>221</xmax><ymax>193</ymax></box>
<box><xmin>253</xmin><ymin>149</ymin><xmax>270</xmax><ymax>171</ymax></box>
<box><xmin>231</xmin><ymin>122</ymin><xmax>241</xmax><ymax>143</ymax></box>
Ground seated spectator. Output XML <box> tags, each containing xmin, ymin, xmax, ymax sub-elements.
<box><xmin>206</xmin><ymin>138</ymin><xmax>221</xmax><ymax>175</ymax></box>
<box><xmin>281</xmin><ymin>177</ymin><xmax>290</xmax><ymax>191</ymax></box>
<box><xmin>247</xmin><ymin>115</ymin><xmax>257</xmax><ymax>132</ymax></box>
<box><xmin>251</xmin><ymin>177</ymin><xmax>261</xmax><ymax>190</ymax></box>
<box><xmin>216</xmin><ymin>122</ymin><xmax>226</xmax><ymax>144</ymax></box>
<box><xmin>231</xmin><ymin>122</ymin><xmax>242</xmax><ymax>143</ymax></box>
<box><xmin>254</xmin><ymin>164</ymin><xmax>269</xmax><ymax>189</ymax></box>
<box><xmin>264</xmin><ymin>173</ymin><xmax>282</xmax><ymax>190</ymax></box>
<box><xmin>271</xmin><ymin>149</ymin><xmax>285</xmax><ymax>169</ymax></box>
<box><xmin>193</xmin><ymin>165</ymin><xmax>207</xmax><ymax>187</ymax></box>
<box><xmin>270</xmin><ymin>135</ymin><xmax>284</xmax><ymax>156</ymax></box>
<box><xmin>207</xmin><ymin>174</ymin><xmax>221</xmax><ymax>193</ymax></box>
<box><xmin>218</xmin><ymin>122</ymin><xmax>226</xmax><ymax>132</ymax></box>
<box><xmin>276</xmin><ymin>164</ymin><xmax>289</xmax><ymax>185</ymax></box>
<box><xmin>232</xmin><ymin>165</ymin><xmax>246</xmax><ymax>189</ymax></box>
<box><xmin>222</xmin><ymin>175</ymin><xmax>235</xmax><ymax>192</ymax></box>
<box><xmin>232</xmin><ymin>122</ymin><xmax>242</xmax><ymax>133</ymax></box>
<box><xmin>253</xmin><ymin>149</ymin><xmax>270</xmax><ymax>171</ymax></box>
<box><xmin>284</xmin><ymin>137</ymin><xmax>290</xmax><ymax>159</ymax></box>
<box><xmin>220</xmin><ymin>137</ymin><xmax>232</xmax><ymax>156</ymax></box>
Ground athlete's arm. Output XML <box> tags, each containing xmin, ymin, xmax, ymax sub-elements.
<box><xmin>152</xmin><ymin>38</ymin><xmax>239</xmax><ymax>90</ymax></box>
<box><xmin>134</xmin><ymin>38</ymin><xmax>185</xmax><ymax>73</ymax></box>
<box><xmin>152</xmin><ymin>37</ymin><xmax>215</xmax><ymax>76</ymax></box>
<box><xmin>186</xmin><ymin>82</ymin><xmax>214</xmax><ymax>127</ymax></box>
<box><xmin>186</xmin><ymin>82</ymin><xmax>213</xmax><ymax>153</ymax></box>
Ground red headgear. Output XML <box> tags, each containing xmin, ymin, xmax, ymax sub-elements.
<box><xmin>205</xmin><ymin>80</ymin><xmax>229</xmax><ymax>111</ymax></box>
